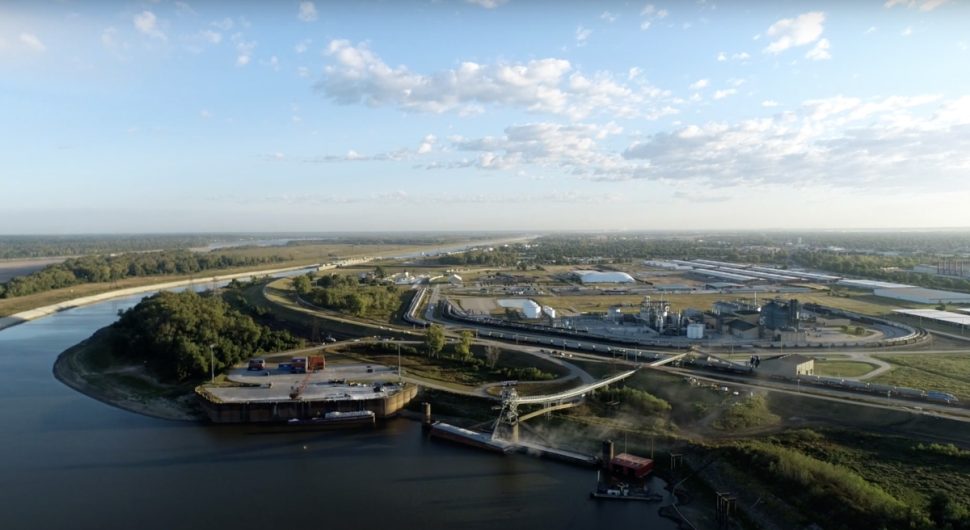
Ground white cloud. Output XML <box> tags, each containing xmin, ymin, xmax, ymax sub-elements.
<box><xmin>761</xmin><ymin>100</ymin><xmax>779</xmax><ymax>107</ymax></box>
<box><xmin>805</xmin><ymin>38</ymin><xmax>831</xmax><ymax>60</ymax></box>
<box><xmin>628</xmin><ymin>67</ymin><xmax>642</xmax><ymax>80</ymax></box>
<box><xmin>174</xmin><ymin>2</ymin><xmax>196</xmax><ymax>16</ymax></box>
<box><xmin>718</xmin><ymin>51</ymin><xmax>750</xmax><ymax>62</ymax></box>
<box><xmin>134</xmin><ymin>11</ymin><xmax>166</xmax><ymax>40</ymax></box>
<box><xmin>297</xmin><ymin>66</ymin><xmax>310</xmax><ymax>78</ymax></box>
<box><xmin>885</xmin><ymin>0</ymin><xmax>950</xmax><ymax>11</ymax></box>
<box><xmin>466</xmin><ymin>0</ymin><xmax>508</xmax><ymax>8</ymax></box>
<box><xmin>200</xmin><ymin>109</ymin><xmax>212</xmax><ymax>119</ymax></box>
<box><xmin>764</xmin><ymin>12</ymin><xmax>825</xmax><ymax>54</ymax></box>
<box><xmin>233</xmin><ymin>35</ymin><xmax>255</xmax><ymax>66</ymax></box>
<box><xmin>294</xmin><ymin>38</ymin><xmax>310</xmax><ymax>54</ymax></box>
<box><xmin>689</xmin><ymin>79</ymin><xmax>709</xmax><ymax>90</ymax></box>
<box><xmin>446</xmin><ymin>122</ymin><xmax>625</xmax><ymax>173</ymax></box>
<box><xmin>620</xmin><ymin>94</ymin><xmax>969</xmax><ymax>188</ymax></box>
<box><xmin>901</xmin><ymin>26</ymin><xmax>913</xmax><ymax>37</ymax></box>
<box><xmin>417</xmin><ymin>134</ymin><xmax>437</xmax><ymax>154</ymax></box>
<box><xmin>640</xmin><ymin>4</ymin><xmax>668</xmax><ymax>31</ymax></box>
<box><xmin>600</xmin><ymin>11</ymin><xmax>617</xmax><ymax>23</ymax></box>
<box><xmin>575</xmin><ymin>26</ymin><xmax>592</xmax><ymax>46</ymax></box>
<box><xmin>713</xmin><ymin>88</ymin><xmax>736</xmax><ymax>100</ymax></box>
<box><xmin>865</xmin><ymin>26</ymin><xmax>877</xmax><ymax>35</ymax></box>
<box><xmin>19</xmin><ymin>33</ymin><xmax>46</xmax><ymax>52</ymax></box>
<box><xmin>199</xmin><ymin>30</ymin><xmax>222</xmax><ymax>44</ymax></box>
<box><xmin>316</xmin><ymin>39</ymin><xmax>674</xmax><ymax>120</ymax></box>
<box><xmin>298</xmin><ymin>2</ymin><xmax>318</xmax><ymax>22</ymax></box>
<box><xmin>211</xmin><ymin>18</ymin><xmax>234</xmax><ymax>31</ymax></box>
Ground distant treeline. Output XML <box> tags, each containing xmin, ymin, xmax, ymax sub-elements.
<box><xmin>110</xmin><ymin>290</ymin><xmax>301</xmax><ymax>381</ymax></box>
<box><xmin>0</xmin><ymin>235</ymin><xmax>226</xmax><ymax>259</ymax></box>
<box><xmin>529</xmin><ymin>236</ymin><xmax>778</xmax><ymax>264</ymax></box>
<box><xmin>791</xmin><ymin>251</ymin><xmax>970</xmax><ymax>293</ymax></box>
<box><xmin>0</xmin><ymin>250</ymin><xmax>285</xmax><ymax>298</ymax></box>
<box><xmin>436</xmin><ymin>247</ymin><xmax>522</xmax><ymax>267</ymax></box>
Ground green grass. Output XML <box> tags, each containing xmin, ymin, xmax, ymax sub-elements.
<box><xmin>753</xmin><ymin>429</ymin><xmax>970</xmax><ymax>523</ymax></box>
<box><xmin>814</xmin><ymin>360</ymin><xmax>879</xmax><ymax>378</ymax></box>
<box><xmin>714</xmin><ymin>394</ymin><xmax>781</xmax><ymax>431</ymax></box>
<box><xmin>872</xmin><ymin>353</ymin><xmax>970</xmax><ymax>400</ymax></box>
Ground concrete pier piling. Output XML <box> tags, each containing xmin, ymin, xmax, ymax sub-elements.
<box><xmin>602</xmin><ymin>440</ymin><xmax>615</xmax><ymax>467</ymax></box>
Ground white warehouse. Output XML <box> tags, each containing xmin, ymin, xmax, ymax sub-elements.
<box><xmin>573</xmin><ymin>270</ymin><xmax>636</xmax><ymax>284</ymax></box>
<box><xmin>873</xmin><ymin>287</ymin><xmax>970</xmax><ymax>304</ymax></box>
<box><xmin>497</xmin><ymin>298</ymin><xmax>543</xmax><ymax>319</ymax></box>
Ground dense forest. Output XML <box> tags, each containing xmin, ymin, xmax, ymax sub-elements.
<box><xmin>299</xmin><ymin>273</ymin><xmax>401</xmax><ymax>318</ymax></box>
<box><xmin>0</xmin><ymin>250</ymin><xmax>286</xmax><ymax>298</ymax></box>
<box><xmin>110</xmin><ymin>290</ymin><xmax>301</xmax><ymax>381</ymax></box>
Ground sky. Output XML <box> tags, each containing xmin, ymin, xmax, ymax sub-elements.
<box><xmin>2</xmin><ymin>0</ymin><xmax>970</xmax><ymax>234</ymax></box>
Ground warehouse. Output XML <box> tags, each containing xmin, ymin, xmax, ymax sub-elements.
<box><xmin>873</xmin><ymin>287</ymin><xmax>970</xmax><ymax>304</ymax></box>
<box><xmin>572</xmin><ymin>270</ymin><xmax>636</xmax><ymax>284</ymax></box>
<box><xmin>757</xmin><ymin>354</ymin><xmax>815</xmax><ymax>378</ymax></box>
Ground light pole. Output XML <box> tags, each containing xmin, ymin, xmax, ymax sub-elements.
<box><xmin>209</xmin><ymin>343</ymin><xmax>216</xmax><ymax>383</ymax></box>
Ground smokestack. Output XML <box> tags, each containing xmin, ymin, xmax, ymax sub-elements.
<box><xmin>423</xmin><ymin>402</ymin><xmax>432</xmax><ymax>425</ymax></box>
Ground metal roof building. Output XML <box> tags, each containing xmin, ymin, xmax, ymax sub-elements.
<box><xmin>874</xmin><ymin>287</ymin><xmax>970</xmax><ymax>304</ymax></box>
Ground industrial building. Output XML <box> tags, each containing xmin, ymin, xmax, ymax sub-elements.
<box><xmin>873</xmin><ymin>287</ymin><xmax>970</xmax><ymax>304</ymax></box>
<box><xmin>726</xmin><ymin>320</ymin><xmax>759</xmax><ymax>339</ymax></box>
<box><xmin>761</xmin><ymin>299</ymin><xmax>800</xmax><ymax>330</ymax></box>
<box><xmin>572</xmin><ymin>270</ymin><xmax>636</xmax><ymax>284</ymax></box>
<box><xmin>757</xmin><ymin>354</ymin><xmax>815</xmax><ymax>378</ymax></box>
<box><xmin>497</xmin><ymin>299</ymin><xmax>543</xmax><ymax>319</ymax></box>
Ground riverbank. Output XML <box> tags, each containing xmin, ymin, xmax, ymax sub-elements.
<box><xmin>0</xmin><ymin>262</ymin><xmax>321</xmax><ymax>332</ymax></box>
<box><xmin>53</xmin><ymin>329</ymin><xmax>204</xmax><ymax>422</ymax></box>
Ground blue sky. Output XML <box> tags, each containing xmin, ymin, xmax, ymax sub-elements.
<box><xmin>2</xmin><ymin>0</ymin><xmax>969</xmax><ymax>233</ymax></box>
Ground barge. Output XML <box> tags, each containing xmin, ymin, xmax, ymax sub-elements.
<box><xmin>196</xmin><ymin>381</ymin><xmax>418</xmax><ymax>424</ymax></box>
<box><xmin>428</xmin><ymin>422</ymin><xmax>516</xmax><ymax>454</ymax></box>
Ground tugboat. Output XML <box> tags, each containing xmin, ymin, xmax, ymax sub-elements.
<box><xmin>589</xmin><ymin>468</ymin><xmax>663</xmax><ymax>502</ymax></box>
<box><xmin>590</xmin><ymin>480</ymin><xmax>663</xmax><ymax>502</ymax></box>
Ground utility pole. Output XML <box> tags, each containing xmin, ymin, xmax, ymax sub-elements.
<box><xmin>208</xmin><ymin>343</ymin><xmax>216</xmax><ymax>383</ymax></box>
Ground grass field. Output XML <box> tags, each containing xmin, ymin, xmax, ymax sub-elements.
<box><xmin>872</xmin><ymin>353</ymin><xmax>970</xmax><ymax>399</ymax></box>
<box><xmin>814</xmin><ymin>360</ymin><xmax>879</xmax><ymax>378</ymax></box>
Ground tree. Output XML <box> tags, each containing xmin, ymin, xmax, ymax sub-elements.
<box><xmin>455</xmin><ymin>330</ymin><xmax>473</xmax><ymax>359</ymax></box>
<box><xmin>374</xmin><ymin>265</ymin><xmax>387</xmax><ymax>279</ymax></box>
<box><xmin>485</xmin><ymin>344</ymin><xmax>501</xmax><ymax>368</ymax></box>
<box><xmin>291</xmin><ymin>274</ymin><xmax>313</xmax><ymax>295</ymax></box>
<box><xmin>425</xmin><ymin>324</ymin><xmax>445</xmax><ymax>358</ymax></box>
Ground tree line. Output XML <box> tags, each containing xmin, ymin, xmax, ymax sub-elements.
<box><xmin>0</xmin><ymin>250</ymin><xmax>286</xmax><ymax>298</ymax></box>
<box><xmin>110</xmin><ymin>290</ymin><xmax>301</xmax><ymax>382</ymax></box>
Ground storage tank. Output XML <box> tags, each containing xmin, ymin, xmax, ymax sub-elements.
<box><xmin>522</xmin><ymin>300</ymin><xmax>542</xmax><ymax>319</ymax></box>
<box><xmin>687</xmin><ymin>323</ymin><xmax>705</xmax><ymax>340</ymax></box>
<box><xmin>542</xmin><ymin>305</ymin><xmax>556</xmax><ymax>319</ymax></box>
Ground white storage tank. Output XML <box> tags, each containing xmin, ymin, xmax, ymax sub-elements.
<box><xmin>542</xmin><ymin>305</ymin><xmax>556</xmax><ymax>319</ymax></box>
<box><xmin>522</xmin><ymin>300</ymin><xmax>542</xmax><ymax>319</ymax></box>
<box><xmin>687</xmin><ymin>323</ymin><xmax>705</xmax><ymax>340</ymax></box>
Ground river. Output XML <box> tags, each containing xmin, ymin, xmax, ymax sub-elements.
<box><xmin>0</xmin><ymin>293</ymin><xmax>678</xmax><ymax>530</ymax></box>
